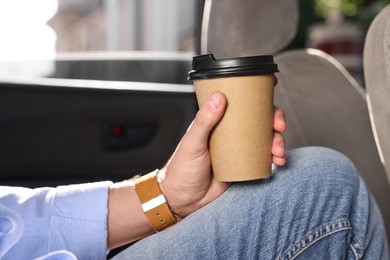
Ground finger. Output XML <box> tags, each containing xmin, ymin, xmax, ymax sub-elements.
<box><xmin>273</xmin><ymin>156</ymin><xmax>286</xmax><ymax>166</ymax></box>
<box><xmin>272</xmin><ymin>131</ymin><xmax>286</xmax><ymax>159</ymax></box>
<box><xmin>273</xmin><ymin>106</ymin><xmax>287</xmax><ymax>133</ymax></box>
<box><xmin>185</xmin><ymin>91</ymin><xmax>227</xmax><ymax>147</ymax></box>
<box><xmin>274</xmin><ymin>76</ymin><xmax>278</xmax><ymax>86</ymax></box>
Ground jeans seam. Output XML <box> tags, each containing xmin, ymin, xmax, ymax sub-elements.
<box><xmin>350</xmin><ymin>244</ymin><xmax>359</xmax><ymax>259</ymax></box>
<box><xmin>278</xmin><ymin>219</ymin><xmax>352</xmax><ymax>260</ymax></box>
<box><xmin>349</xmin><ymin>232</ymin><xmax>364</xmax><ymax>259</ymax></box>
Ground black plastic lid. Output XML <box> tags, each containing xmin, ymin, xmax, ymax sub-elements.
<box><xmin>188</xmin><ymin>54</ymin><xmax>278</xmax><ymax>80</ymax></box>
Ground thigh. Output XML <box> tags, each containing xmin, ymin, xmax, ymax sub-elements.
<box><xmin>112</xmin><ymin>147</ymin><xmax>389</xmax><ymax>260</ymax></box>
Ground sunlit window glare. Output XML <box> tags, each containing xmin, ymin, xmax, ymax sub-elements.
<box><xmin>0</xmin><ymin>0</ymin><xmax>58</xmax><ymax>61</ymax></box>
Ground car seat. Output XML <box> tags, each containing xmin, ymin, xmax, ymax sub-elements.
<box><xmin>364</xmin><ymin>4</ymin><xmax>390</xmax><ymax>183</ymax></box>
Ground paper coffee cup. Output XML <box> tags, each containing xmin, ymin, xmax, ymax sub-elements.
<box><xmin>188</xmin><ymin>54</ymin><xmax>278</xmax><ymax>182</ymax></box>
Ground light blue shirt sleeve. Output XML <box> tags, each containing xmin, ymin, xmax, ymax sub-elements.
<box><xmin>0</xmin><ymin>181</ymin><xmax>113</xmax><ymax>260</ymax></box>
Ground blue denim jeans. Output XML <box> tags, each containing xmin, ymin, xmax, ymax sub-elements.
<box><xmin>113</xmin><ymin>147</ymin><xmax>389</xmax><ymax>259</ymax></box>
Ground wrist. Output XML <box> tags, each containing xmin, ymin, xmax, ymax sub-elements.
<box><xmin>107</xmin><ymin>179</ymin><xmax>154</xmax><ymax>249</ymax></box>
<box><xmin>134</xmin><ymin>170</ymin><xmax>181</xmax><ymax>231</ymax></box>
<box><xmin>157</xmin><ymin>168</ymin><xmax>203</xmax><ymax>218</ymax></box>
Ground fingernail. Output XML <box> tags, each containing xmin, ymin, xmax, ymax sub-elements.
<box><xmin>208</xmin><ymin>93</ymin><xmax>221</xmax><ymax>110</ymax></box>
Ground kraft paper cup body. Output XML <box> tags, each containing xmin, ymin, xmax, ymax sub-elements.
<box><xmin>189</xmin><ymin>54</ymin><xmax>278</xmax><ymax>182</ymax></box>
<box><xmin>194</xmin><ymin>75</ymin><xmax>274</xmax><ymax>181</ymax></box>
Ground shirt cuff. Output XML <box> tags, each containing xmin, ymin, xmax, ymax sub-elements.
<box><xmin>48</xmin><ymin>181</ymin><xmax>113</xmax><ymax>260</ymax></box>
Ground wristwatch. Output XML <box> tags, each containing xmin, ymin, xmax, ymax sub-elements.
<box><xmin>135</xmin><ymin>170</ymin><xmax>181</xmax><ymax>231</ymax></box>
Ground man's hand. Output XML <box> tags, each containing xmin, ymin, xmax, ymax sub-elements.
<box><xmin>160</xmin><ymin>91</ymin><xmax>287</xmax><ymax>218</ymax></box>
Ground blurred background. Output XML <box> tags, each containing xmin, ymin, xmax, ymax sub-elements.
<box><xmin>0</xmin><ymin>0</ymin><xmax>389</xmax><ymax>85</ymax></box>
<box><xmin>1</xmin><ymin>0</ymin><xmax>390</xmax><ymax>186</ymax></box>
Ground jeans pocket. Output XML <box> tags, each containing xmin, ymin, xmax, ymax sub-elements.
<box><xmin>278</xmin><ymin>219</ymin><xmax>363</xmax><ymax>260</ymax></box>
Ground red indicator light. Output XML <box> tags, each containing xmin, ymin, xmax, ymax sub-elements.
<box><xmin>112</xmin><ymin>124</ymin><xmax>123</xmax><ymax>137</ymax></box>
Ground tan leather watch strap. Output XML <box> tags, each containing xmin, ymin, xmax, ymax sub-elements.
<box><xmin>135</xmin><ymin>170</ymin><xmax>180</xmax><ymax>231</ymax></box>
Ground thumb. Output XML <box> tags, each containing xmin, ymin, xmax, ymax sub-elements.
<box><xmin>186</xmin><ymin>91</ymin><xmax>226</xmax><ymax>145</ymax></box>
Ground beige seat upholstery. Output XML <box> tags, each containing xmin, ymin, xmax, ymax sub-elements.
<box><xmin>201</xmin><ymin>0</ymin><xmax>298</xmax><ymax>58</ymax></box>
<box><xmin>364</xmin><ymin>4</ymin><xmax>390</xmax><ymax>183</ymax></box>
<box><xmin>274</xmin><ymin>49</ymin><xmax>390</xmax><ymax>235</ymax></box>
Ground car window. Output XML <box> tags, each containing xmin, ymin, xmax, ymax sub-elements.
<box><xmin>0</xmin><ymin>0</ymin><xmax>199</xmax><ymax>79</ymax></box>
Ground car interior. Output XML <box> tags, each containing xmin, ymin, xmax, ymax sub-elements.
<box><xmin>0</xmin><ymin>0</ymin><xmax>389</xmax><ymax>254</ymax></box>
